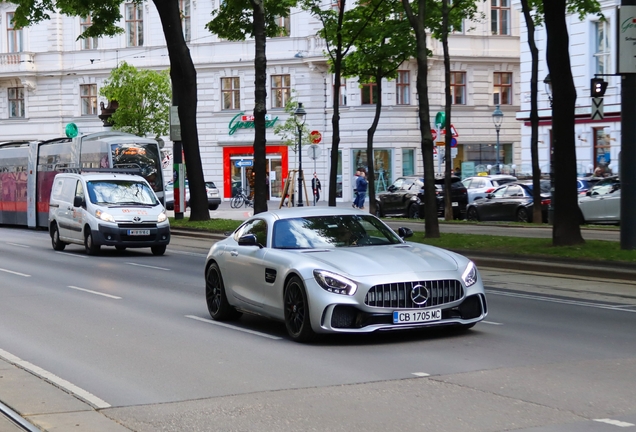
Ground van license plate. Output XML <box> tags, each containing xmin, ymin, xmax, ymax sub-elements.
<box><xmin>393</xmin><ymin>309</ymin><xmax>441</xmax><ymax>324</ymax></box>
<box><xmin>452</xmin><ymin>202</ymin><xmax>458</xmax><ymax>207</ymax></box>
<box><xmin>128</xmin><ymin>229</ymin><xmax>150</xmax><ymax>236</ymax></box>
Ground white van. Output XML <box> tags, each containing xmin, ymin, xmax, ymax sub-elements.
<box><xmin>49</xmin><ymin>171</ymin><xmax>170</xmax><ymax>255</ymax></box>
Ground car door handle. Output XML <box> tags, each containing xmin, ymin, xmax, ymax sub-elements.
<box><xmin>230</xmin><ymin>250</ymin><xmax>239</xmax><ymax>256</ymax></box>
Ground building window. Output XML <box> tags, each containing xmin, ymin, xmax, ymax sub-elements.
<box><xmin>126</xmin><ymin>3</ymin><xmax>143</xmax><ymax>47</ymax></box>
<box><xmin>594</xmin><ymin>21</ymin><xmax>610</xmax><ymax>75</ymax></box>
<box><xmin>274</xmin><ymin>15</ymin><xmax>290</xmax><ymax>37</ymax></box>
<box><xmin>221</xmin><ymin>77</ymin><xmax>240</xmax><ymax>110</ymax></box>
<box><xmin>8</xmin><ymin>87</ymin><xmax>25</xmax><ymax>118</ymax></box>
<box><xmin>491</xmin><ymin>0</ymin><xmax>510</xmax><ymax>35</ymax></box>
<box><xmin>271</xmin><ymin>74</ymin><xmax>291</xmax><ymax>108</ymax></box>
<box><xmin>331</xmin><ymin>0</ymin><xmax>341</xmax><ymax>10</ymax></box>
<box><xmin>396</xmin><ymin>71</ymin><xmax>410</xmax><ymax>105</ymax></box>
<box><xmin>352</xmin><ymin>148</ymin><xmax>392</xmax><ymax>192</ymax></box>
<box><xmin>80</xmin><ymin>84</ymin><xmax>98</xmax><ymax>116</ymax></box>
<box><xmin>493</xmin><ymin>72</ymin><xmax>512</xmax><ymax>105</ymax></box>
<box><xmin>180</xmin><ymin>0</ymin><xmax>191</xmax><ymax>42</ymax></box>
<box><xmin>80</xmin><ymin>16</ymin><xmax>99</xmax><ymax>50</ymax></box>
<box><xmin>7</xmin><ymin>12</ymin><xmax>23</xmax><ymax>53</ymax></box>
<box><xmin>402</xmin><ymin>149</ymin><xmax>415</xmax><ymax>176</ymax></box>
<box><xmin>450</xmin><ymin>72</ymin><xmax>466</xmax><ymax>105</ymax></box>
<box><xmin>361</xmin><ymin>81</ymin><xmax>378</xmax><ymax>105</ymax></box>
<box><xmin>333</xmin><ymin>76</ymin><xmax>347</xmax><ymax>106</ymax></box>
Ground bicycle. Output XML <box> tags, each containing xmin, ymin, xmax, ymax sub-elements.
<box><xmin>230</xmin><ymin>189</ymin><xmax>253</xmax><ymax>208</ymax></box>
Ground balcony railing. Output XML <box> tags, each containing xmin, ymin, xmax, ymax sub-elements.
<box><xmin>0</xmin><ymin>52</ymin><xmax>36</xmax><ymax>74</ymax></box>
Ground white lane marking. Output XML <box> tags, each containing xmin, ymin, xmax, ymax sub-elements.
<box><xmin>67</xmin><ymin>286</ymin><xmax>122</xmax><ymax>300</ymax></box>
<box><xmin>0</xmin><ymin>348</ymin><xmax>111</xmax><ymax>409</ymax></box>
<box><xmin>185</xmin><ymin>315</ymin><xmax>282</xmax><ymax>340</ymax></box>
<box><xmin>55</xmin><ymin>252</ymin><xmax>88</xmax><ymax>259</ymax></box>
<box><xmin>126</xmin><ymin>262</ymin><xmax>170</xmax><ymax>271</ymax></box>
<box><xmin>168</xmin><ymin>250</ymin><xmax>207</xmax><ymax>257</ymax></box>
<box><xmin>482</xmin><ymin>321</ymin><xmax>503</xmax><ymax>325</ymax></box>
<box><xmin>6</xmin><ymin>242</ymin><xmax>29</xmax><ymax>248</ymax></box>
<box><xmin>412</xmin><ymin>372</ymin><xmax>430</xmax><ymax>377</ymax></box>
<box><xmin>593</xmin><ymin>419</ymin><xmax>635</xmax><ymax>427</ymax></box>
<box><xmin>486</xmin><ymin>290</ymin><xmax>636</xmax><ymax>313</ymax></box>
<box><xmin>0</xmin><ymin>268</ymin><xmax>30</xmax><ymax>277</ymax></box>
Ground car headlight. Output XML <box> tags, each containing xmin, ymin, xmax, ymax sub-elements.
<box><xmin>95</xmin><ymin>210</ymin><xmax>115</xmax><ymax>223</ymax></box>
<box><xmin>313</xmin><ymin>270</ymin><xmax>357</xmax><ymax>296</ymax></box>
<box><xmin>157</xmin><ymin>212</ymin><xmax>167</xmax><ymax>223</ymax></box>
<box><xmin>462</xmin><ymin>261</ymin><xmax>478</xmax><ymax>287</ymax></box>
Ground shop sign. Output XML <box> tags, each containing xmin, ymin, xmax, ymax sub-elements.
<box><xmin>228</xmin><ymin>112</ymin><xmax>279</xmax><ymax>135</ymax></box>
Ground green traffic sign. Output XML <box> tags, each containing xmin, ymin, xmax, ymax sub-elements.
<box><xmin>65</xmin><ymin>123</ymin><xmax>78</xmax><ymax>138</ymax></box>
<box><xmin>435</xmin><ymin>111</ymin><xmax>445</xmax><ymax>128</ymax></box>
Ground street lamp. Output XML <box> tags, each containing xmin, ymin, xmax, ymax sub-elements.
<box><xmin>294</xmin><ymin>102</ymin><xmax>307</xmax><ymax>207</ymax></box>
<box><xmin>544</xmin><ymin>73</ymin><xmax>555</xmax><ymax>224</ymax></box>
<box><xmin>492</xmin><ymin>105</ymin><xmax>503</xmax><ymax>174</ymax></box>
<box><xmin>544</xmin><ymin>74</ymin><xmax>553</xmax><ymax>107</ymax></box>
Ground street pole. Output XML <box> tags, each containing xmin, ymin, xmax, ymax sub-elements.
<box><xmin>492</xmin><ymin>105</ymin><xmax>503</xmax><ymax>175</ymax></box>
<box><xmin>297</xmin><ymin>124</ymin><xmax>304</xmax><ymax>207</ymax></box>
<box><xmin>495</xmin><ymin>128</ymin><xmax>500</xmax><ymax>173</ymax></box>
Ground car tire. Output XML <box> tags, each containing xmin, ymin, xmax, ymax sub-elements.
<box><xmin>467</xmin><ymin>207</ymin><xmax>480</xmax><ymax>222</ymax></box>
<box><xmin>206</xmin><ymin>263</ymin><xmax>241</xmax><ymax>321</ymax></box>
<box><xmin>84</xmin><ymin>230</ymin><xmax>100</xmax><ymax>255</ymax></box>
<box><xmin>151</xmin><ymin>245</ymin><xmax>166</xmax><ymax>256</ymax></box>
<box><xmin>375</xmin><ymin>202</ymin><xmax>383</xmax><ymax>218</ymax></box>
<box><xmin>209</xmin><ymin>204</ymin><xmax>219</xmax><ymax>211</ymax></box>
<box><xmin>516</xmin><ymin>207</ymin><xmax>530</xmax><ymax>223</ymax></box>
<box><xmin>408</xmin><ymin>203</ymin><xmax>419</xmax><ymax>219</ymax></box>
<box><xmin>284</xmin><ymin>276</ymin><xmax>316</xmax><ymax>342</ymax></box>
<box><xmin>50</xmin><ymin>224</ymin><xmax>66</xmax><ymax>251</ymax></box>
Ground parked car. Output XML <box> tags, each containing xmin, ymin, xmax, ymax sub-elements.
<box><xmin>578</xmin><ymin>176</ymin><xmax>620</xmax><ymax>224</ymax></box>
<box><xmin>461</xmin><ymin>175</ymin><xmax>518</xmax><ymax>203</ymax></box>
<box><xmin>204</xmin><ymin>207</ymin><xmax>487</xmax><ymax>342</ymax></box>
<box><xmin>375</xmin><ymin>175</ymin><xmax>468</xmax><ymax>219</ymax></box>
<box><xmin>577</xmin><ymin>176</ymin><xmax>603</xmax><ymax>196</ymax></box>
<box><xmin>165</xmin><ymin>180</ymin><xmax>221</xmax><ymax>210</ymax></box>
<box><xmin>465</xmin><ymin>180</ymin><xmax>551</xmax><ymax>223</ymax></box>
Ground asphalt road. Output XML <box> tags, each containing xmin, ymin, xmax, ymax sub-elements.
<box><xmin>1</xmin><ymin>227</ymin><xmax>635</xmax><ymax>432</ymax></box>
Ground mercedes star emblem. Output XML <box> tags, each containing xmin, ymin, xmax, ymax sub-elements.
<box><xmin>410</xmin><ymin>284</ymin><xmax>429</xmax><ymax>306</ymax></box>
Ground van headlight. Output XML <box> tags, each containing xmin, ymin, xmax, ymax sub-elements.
<box><xmin>157</xmin><ymin>212</ymin><xmax>167</xmax><ymax>223</ymax></box>
<box><xmin>462</xmin><ymin>261</ymin><xmax>478</xmax><ymax>287</ymax></box>
<box><xmin>95</xmin><ymin>210</ymin><xmax>115</xmax><ymax>223</ymax></box>
<box><xmin>313</xmin><ymin>270</ymin><xmax>357</xmax><ymax>295</ymax></box>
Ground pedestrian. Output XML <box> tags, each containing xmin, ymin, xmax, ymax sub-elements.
<box><xmin>311</xmin><ymin>172</ymin><xmax>321</xmax><ymax>205</ymax></box>
<box><xmin>352</xmin><ymin>169</ymin><xmax>361</xmax><ymax>208</ymax></box>
<box><xmin>355</xmin><ymin>169</ymin><xmax>368</xmax><ymax>210</ymax></box>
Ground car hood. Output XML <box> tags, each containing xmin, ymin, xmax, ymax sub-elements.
<box><xmin>300</xmin><ymin>244</ymin><xmax>458</xmax><ymax>277</ymax></box>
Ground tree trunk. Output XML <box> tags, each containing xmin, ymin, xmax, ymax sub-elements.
<box><xmin>366</xmin><ymin>69</ymin><xmax>383</xmax><ymax>216</ymax></box>
<box><xmin>153</xmin><ymin>0</ymin><xmax>209</xmax><ymax>221</ymax></box>
<box><xmin>251</xmin><ymin>0</ymin><xmax>268</xmax><ymax>214</ymax></box>
<box><xmin>442</xmin><ymin>0</ymin><xmax>453</xmax><ymax>221</ymax></box>
<box><xmin>543</xmin><ymin>0</ymin><xmax>584</xmax><ymax>245</ymax></box>
<box><xmin>328</xmin><ymin>0</ymin><xmax>346</xmax><ymax>207</ymax></box>
<box><xmin>402</xmin><ymin>0</ymin><xmax>439</xmax><ymax>237</ymax></box>
<box><xmin>520</xmin><ymin>0</ymin><xmax>542</xmax><ymax>225</ymax></box>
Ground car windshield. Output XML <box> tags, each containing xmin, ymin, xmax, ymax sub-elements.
<box><xmin>87</xmin><ymin>180</ymin><xmax>159</xmax><ymax>206</ymax></box>
<box><xmin>272</xmin><ymin>214</ymin><xmax>403</xmax><ymax>249</ymax></box>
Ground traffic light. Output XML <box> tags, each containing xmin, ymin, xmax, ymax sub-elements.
<box><xmin>591</xmin><ymin>78</ymin><xmax>608</xmax><ymax>98</ymax></box>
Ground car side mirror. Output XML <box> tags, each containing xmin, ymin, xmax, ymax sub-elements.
<box><xmin>398</xmin><ymin>227</ymin><xmax>413</xmax><ymax>239</ymax></box>
<box><xmin>486</xmin><ymin>193</ymin><xmax>494</xmax><ymax>199</ymax></box>
<box><xmin>586</xmin><ymin>191</ymin><xmax>592</xmax><ymax>196</ymax></box>
<box><xmin>238</xmin><ymin>234</ymin><xmax>262</xmax><ymax>248</ymax></box>
<box><xmin>73</xmin><ymin>196</ymin><xmax>84</xmax><ymax>208</ymax></box>
<box><xmin>388</xmin><ymin>185</ymin><xmax>397</xmax><ymax>192</ymax></box>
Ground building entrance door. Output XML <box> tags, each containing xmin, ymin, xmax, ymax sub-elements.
<box><xmin>229</xmin><ymin>155</ymin><xmax>283</xmax><ymax>200</ymax></box>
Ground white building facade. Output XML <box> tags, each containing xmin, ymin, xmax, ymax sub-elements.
<box><xmin>514</xmin><ymin>0</ymin><xmax>620</xmax><ymax>177</ymax></box>
<box><xmin>0</xmin><ymin>0</ymin><xmax>521</xmax><ymax>202</ymax></box>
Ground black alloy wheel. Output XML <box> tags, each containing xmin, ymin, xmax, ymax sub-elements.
<box><xmin>284</xmin><ymin>276</ymin><xmax>315</xmax><ymax>342</ymax></box>
<box><xmin>205</xmin><ymin>263</ymin><xmax>241</xmax><ymax>321</ymax></box>
<box><xmin>467</xmin><ymin>207</ymin><xmax>480</xmax><ymax>222</ymax></box>
<box><xmin>516</xmin><ymin>207</ymin><xmax>530</xmax><ymax>223</ymax></box>
<box><xmin>50</xmin><ymin>224</ymin><xmax>66</xmax><ymax>251</ymax></box>
<box><xmin>375</xmin><ymin>202</ymin><xmax>383</xmax><ymax>218</ymax></box>
<box><xmin>84</xmin><ymin>230</ymin><xmax>100</xmax><ymax>255</ymax></box>
<box><xmin>408</xmin><ymin>203</ymin><xmax>419</xmax><ymax>219</ymax></box>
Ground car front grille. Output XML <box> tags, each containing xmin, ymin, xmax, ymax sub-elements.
<box><xmin>364</xmin><ymin>279</ymin><xmax>464</xmax><ymax>309</ymax></box>
<box><xmin>117</xmin><ymin>223</ymin><xmax>158</xmax><ymax>229</ymax></box>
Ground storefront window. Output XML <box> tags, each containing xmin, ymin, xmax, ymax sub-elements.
<box><xmin>351</xmin><ymin>148</ymin><xmax>392</xmax><ymax>193</ymax></box>
<box><xmin>402</xmin><ymin>149</ymin><xmax>415</xmax><ymax>176</ymax></box>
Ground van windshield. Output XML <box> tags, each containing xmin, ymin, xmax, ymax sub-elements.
<box><xmin>87</xmin><ymin>180</ymin><xmax>159</xmax><ymax>206</ymax></box>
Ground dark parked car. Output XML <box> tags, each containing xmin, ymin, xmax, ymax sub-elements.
<box><xmin>375</xmin><ymin>175</ymin><xmax>468</xmax><ymax>219</ymax></box>
<box><xmin>465</xmin><ymin>180</ymin><xmax>551</xmax><ymax>223</ymax></box>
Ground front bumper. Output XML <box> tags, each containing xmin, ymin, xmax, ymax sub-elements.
<box><xmin>93</xmin><ymin>223</ymin><xmax>171</xmax><ymax>248</ymax></box>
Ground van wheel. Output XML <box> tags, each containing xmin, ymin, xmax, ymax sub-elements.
<box><xmin>51</xmin><ymin>224</ymin><xmax>66</xmax><ymax>251</ymax></box>
<box><xmin>151</xmin><ymin>245</ymin><xmax>166</xmax><ymax>256</ymax></box>
<box><xmin>84</xmin><ymin>230</ymin><xmax>100</xmax><ymax>255</ymax></box>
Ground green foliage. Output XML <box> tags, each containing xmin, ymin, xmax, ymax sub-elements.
<box><xmin>427</xmin><ymin>0</ymin><xmax>483</xmax><ymax>40</ymax></box>
<box><xmin>524</xmin><ymin>0</ymin><xmax>603</xmax><ymax>26</ymax></box>
<box><xmin>206</xmin><ymin>0</ymin><xmax>298</xmax><ymax>40</ymax></box>
<box><xmin>99</xmin><ymin>62</ymin><xmax>171</xmax><ymax>138</ymax></box>
<box><xmin>272</xmin><ymin>94</ymin><xmax>313</xmax><ymax>150</ymax></box>
<box><xmin>337</xmin><ymin>0</ymin><xmax>417</xmax><ymax>83</ymax></box>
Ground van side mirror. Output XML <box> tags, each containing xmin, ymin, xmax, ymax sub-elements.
<box><xmin>73</xmin><ymin>196</ymin><xmax>84</xmax><ymax>208</ymax></box>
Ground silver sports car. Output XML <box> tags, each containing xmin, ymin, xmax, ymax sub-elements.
<box><xmin>204</xmin><ymin>207</ymin><xmax>487</xmax><ymax>342</ymax></box>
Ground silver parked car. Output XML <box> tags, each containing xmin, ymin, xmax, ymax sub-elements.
<box><xmin>578</xmin><ymin>176</ymin><xmax>620</xmax><ymax>224</ymax></box>
<box><xmin>462</xmin><ymin>175</ymin><xmax>518</xmax><ymax>203</ymax></box>
<box><xmin>204</xmin><ymin>207</ymin><xmax>487</xmax><ymax>342</ymax></box>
